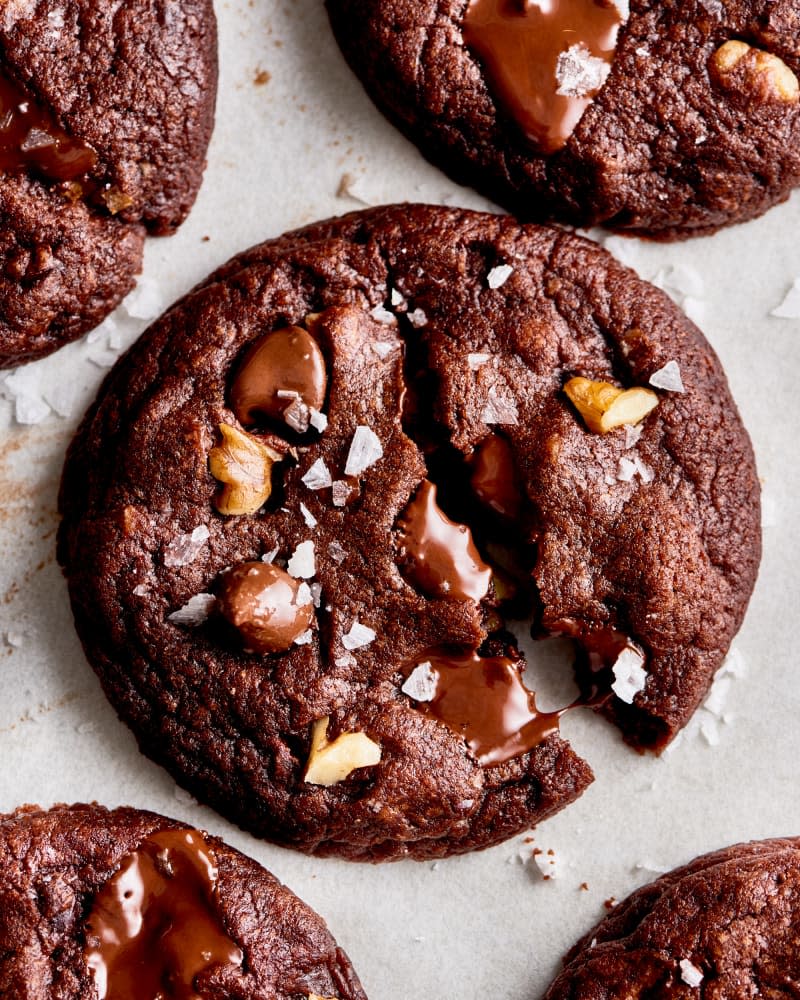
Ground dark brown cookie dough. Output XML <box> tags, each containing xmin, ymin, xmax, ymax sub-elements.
<box><xmin>325</xmin><ymin>0</ymin><xmax>800</xmax><ymax>239</ymax></box>
<box><xmin>544</xmin><ymin>837</ymin><xmax>800</xmax><ymax>999</ymax></box>
<box><xmin>57</xmin><ymin>205</ymin><xmax>760</xmax><ymax>861</ymax></box>
<box><xmin>0</xmin><ymin>0</ymin><xmax>217</xmax><ymax>367</ymax></box>
<box><xmin>0</xmin><ymin>803</ymin><xmax>367</xmax><ymax>999</ymax></box>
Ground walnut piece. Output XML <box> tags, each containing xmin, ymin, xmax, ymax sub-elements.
<box><xmin>712</xmin><ymin>40</ymin><xmax>799</xmax><ymax>104</ymax></box>
<box><xmin>304</xmin><ymin>716</ymin><xmax>381</xmax><ymax>786</ymax></box>
<box><xmin>564</xmin><ymin>377</ymin><xmax>658</xmax><ymax>434</ymax></box>
<box><xmin>208</xmin><ymin>423</ymin><xmax>282</xmax><ymax>516</ymax></box>
<box><xmin>101</xmin><ymin>185</ymin><xmax>135</xmax><ymax>214</ymax></box>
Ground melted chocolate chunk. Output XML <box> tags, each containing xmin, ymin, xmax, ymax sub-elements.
<box><xmin>84</xmin><ymin>829</ymin><xmax>243</xmax><ymax>1000</ymax></box>
<box><xmin>230</xmin><ymin>326</ymin><xmax>327</xmax><ymax>429</ymax></box>
<box><xmin>0</xmin><ymin>71</ymin><xmax>97</xmax><ymax>182</ymax></box>
<box><xmin>396</xmin><ymin>479</ymin><xmax>492</xmax><ymax>602</ymax></box>
<box><xmin>462</xmin><ymin>0</ymin><xmax>623</xmax><ymax>153</ymax></box>
<box><xmin>405</xmin><ymin>650</ymin><xmax>563</xmax><ymax>765</ymax></box>
<box><xmin>471</xmin><ymin>434</ymin><xmax>522</xmax><ymax>519</ymax></box>
<box><xmin>217</xmin><ymin>561</ymin><xmax>314</xmax><ymax>654</ymax></box>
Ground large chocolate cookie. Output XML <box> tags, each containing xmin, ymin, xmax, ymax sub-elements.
<box><xmin>0</xmin><ymin>0</ymin><xmax>217</xmax><ymax>366</ymax></box>
<box><xmin>545</xmin><ymin>837</ymin><xmax>800</xmax><ymax>998</ymax></box>
<box><xmin>326</xmin><ymin>0</ymin><xmax>800</xmax><ymax>239</ymax></box>
<box><xmin>57</xmin><ymin>205</ymin><xmax>760</xmax><ymax>860</ymax></box>
<box><xmin>0</xmin><ymin>803</ymin><xmax>367</xmax><ymax>999</ymax></box>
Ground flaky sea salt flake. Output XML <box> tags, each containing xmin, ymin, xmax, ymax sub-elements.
<box><xmin>344</xmin><ymin>425</ymin><xmax>383</xmax><ymax>476</ymax></box>
<box><xmin>309</xmin><ymin>408</ymin><xmax>328</xmax><ymax>433</ymax></box>
<box><xmin>124</xmin><ymin>276</ymin><xmax>164</xmax><ymax>320</ymax></box>
<box><xmin>649</xmin><ymin>360</ymin><xmax>685</xmax><ymax>393</ymax></box>
<box><xmin>168</xmin><ymin>592</ymin><xmax>216</xmax><ymax>627</ymax></box>
<box><xmin>261</xmin><ymin>545</ymin><xmax>280</xmax><ymax>564</ymax></box>
<box><xmin>720</xmin><ymin>646</ymin><xmax>747</xmax><ymax>679</ymax></box>
<box><xmin>624</xmin><ymin>423</ymin><xmax>643</xmax><ymax>449</ymax></box>
<box><xmin>771</xmin><ymin>277</ymin><xmax>800</xmax><ymax>318</ymax></box>
<box><xmin>611</xmin><ymin>647</ymin><xmax>647</xmax><ymax>704</ymax></box>
<box><xmin>390</xmin><ymin>288</ymin><xmax>405</xmax><ymax>308</ymax></box>
<box><xmin>407</xmin><ymin>308</ymin><xmax>428</xmax><ymax>328</ymax></box>
<box><xmin>342</xmin><ymin>620</ymin><xmax>376</xmax><ymax>650</ymax></box>
<box><xmin>283</xmin><ymin>395</ymin><xmax>311</xmax><ymax>433</ymax></box>
<box><xmin>294</xmin><ymin>629</ymin><xmax>314</xmax><ymax>646</ymax></box>
<box><xmin>328</xmin><ymin>540</ymin><xmax>347</xmax><ymax>563</ymax></box>
<box><xmin>487</xmin><ymin>264</ymin><xmax>513</xmax><ymax>289</ymax></box>
<box><xmin>633</xmin><ymin>455</ymin><xmax>654</xmax><ymax>484</ymax></box>
<box><xmin>373</xmin><ymin>341</ymin><xmax>395</xmax><ymax>359</ymax></box>
<box><xmin>556</xmin><ymin>44</ymin><xmax>610</xmax><ymax>98</ymax></box>
<box><xmin>617</xmin><ymin>456</ymin><xmax>637</xmax><ymax>482</ymax></box>
<box><xmin>481</xmin><ymin>387</ymin><xmax>519</xmax><ymax>425</ymax></box>
<box><xmin>468</xmin><ymin>352</ymin><xmax>492</xmax><ymax>371</ymax></box>
<box><xmin>370</xmin><ymin>304</ymin><xmax>396</xmax><ymax>325</ymax></box>
<box><xmin>680</xmin><ymin>960</ymin><xmax>704</xmax><ymax>988</ymax></box>
<box><xmin>302</xmin><ymin>458</ymin><xmax>333</xmax><ymax>490</ymax></box>
<box><xmin>332</xmin><ymin>480</ymin><xmax>352</xmax><ymax>507</ymax></box>
<box><xmin>287</xmin><ymin>540</ymin><xmax>316</xmax><ymax>579</ymax></box>
<box><xmin>163</xmin><ymin>525</ymin><xmax>210</xmax><ymax>568</ymax></box>
<box><xmin>299</xmin><ymin>502</ymin><xmax>317</xmax><ymax>528</ymax></box>
<box><xmin>401</xmin><ymin>661</ymin><xmax>437</xmax><ymax>702</ymax></box>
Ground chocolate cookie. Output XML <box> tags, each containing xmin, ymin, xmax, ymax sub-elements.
<box><xmin>545</xmin><ymin>837</ymin><xmax>800</xmax><ymax>998</ymax></box>
<box><xmin>325</xmin><ymin>0</ymin><xmax>800</xmax><ymax>239</ymax></box>
<box><xmin>0</xmin><ymin>803</ymin><xmax>367</xmax><ymax>999</ymax></box>
<box><xmin>57</xmin><ymin>205</ymin><xmax>760</xmax><ymax>860</ymax></box>
<box><xmin>0</xmin><ymin>0</ymin><xmax>217</xmax><ymax>366</ymax></box>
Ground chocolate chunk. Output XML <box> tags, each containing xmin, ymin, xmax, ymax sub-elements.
<box><xmin>396</xmin><ymin>479</ymin><xmax>492</xmax><ymax>602</ymax></box>
<box><xmin>231</xmin><ymin>326</ymin><xmax>328</xmax><ymax>429</ymax></box>
<box><xmin>84</xmin><ymin>829</ymin><xmax>243</xmax><ymax>1000</ymax></box>
<box><xmin>462</xmin><ymin>0</ymin><xmax>622</xmax><ymax>154</ymax></box>
<box><xmin>217</xmin><ymin>561</ymin><xmax>315</xmax><ymax>654</ymax></box>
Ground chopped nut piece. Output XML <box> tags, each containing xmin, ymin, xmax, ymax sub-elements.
<box><xmin>564</xmin><ymin>377</ymin><xmax>658</xmax><ymax>434</ymax></box>
<box><xmin>712</xmin><ymin>40</ymin><xmax>799</xmax><ymax>104</ymax></box>
<box><xmin>304</xmin><ymin>717</ymin><xmax>382</xmax><ymax>786</ymax></box>
<box><xmin>208</xmin><ymin>423</ymin><xmax>282</xmax><ymax>516</ymax></box>
<box><xmin>101</xmin><ymin>185</ymin><xmax>134</xmax><ymax>214</ymax></box>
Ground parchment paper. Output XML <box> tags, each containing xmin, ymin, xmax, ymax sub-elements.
<box><xmin>0</xmin><ymin>1</ymin><xmax>798</xmax><ymax>997</ymax></box>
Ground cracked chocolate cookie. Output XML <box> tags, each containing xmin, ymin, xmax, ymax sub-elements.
<box><xmin>326</xmin><ymin>0</ymin><xmax>800</xmax><ymax>239</ymax></box>
<box><xmin>545</xmin><ymin>837</ymin><xmax>800</xmax><ymax>999</ymax></box>
<box><xmin>0</xmin><ymin>803</ymin><xmax>367</xmax><ymax>999</ymax></box>
<box><xmin>57</xmin><ymin>205</ymin><xmax>760</xmax><ymax>861</ymax></box>
<box><xmin>0</xmin><ymin>0</ymin><xmax>217</xmax><ymax>366</ymax></box>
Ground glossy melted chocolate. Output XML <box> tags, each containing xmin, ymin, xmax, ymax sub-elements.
<box><xmin>462</xmin><ymin>0</ymin><xmax>623</xmax><ymax>153</ymax></box>
<box><xmin>84</xmin><ymin>829</ymin><xmax>243</xmax><ymax>1000</ymax></box>
<box><xmin>406</xmin><ymin>650</ymin><xmax>563</xmax><ymax>765</ymax></box>
<box><xmin>231</xmin><ymin>326</ymin><xmax>327</xmax><ymax>428</ymax></box>
<box><xmin>0</xmin><ymin>71</ymin><xmax>97</xmax><ymax>181</ymax></box>
<box><xmin>471</xmin><ymin>435</ymin><xmax>522</xmax><ymax>519</ymax></box>
<box><xmin>396</xmin><ymin>479</ymin><xmax>493</xmax><ymax>602</ymax></box>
